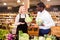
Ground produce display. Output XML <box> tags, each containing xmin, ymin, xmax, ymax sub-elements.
<box><xmin>44</xmin><ymin>35</ymin><xmax>56</xmax><ymax>40</ymax></box>
<box><xmin>0</xmin><ymin>29</ymin><xmax>9</xmax><ymax>40</ymax></box>
<box><xmin>18</xmin><ymin>30</ymin><xmax>57</xmax><ymax>40</ymax></box>
<box><xmin>39</xmin><ymin>36</ymin><xmax>45</xmax><ymax>40</ymax></box>
<box><xmin>33</xmin><ymin>35</ymin><xmax>56</xmax><ymax>40</ymax></box>
<box><xmin>6</xmin><ymin>33</ymin><xmax>13</xmax><ymax>40</ymax></box>
<box><xmin>19</xmin><ymin>31</ymin><xmax>29</xmax><ymax>40</ymax></box>
<box><xmin>34</xmin><ymin>36</ymin><xmax>39</xmax><ymax>40</ymax></box>
<box><xmin>9</xmin><ymin>25</ymin><xmax>15</xmax><ymax>29</ymax></box>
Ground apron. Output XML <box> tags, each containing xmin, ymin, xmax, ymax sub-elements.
<box><xmin>16</xmin><ymin>14</ymin><xmax>28</xmax><ymax>40</ymax></box>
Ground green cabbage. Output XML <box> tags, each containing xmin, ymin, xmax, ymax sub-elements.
<box><xmin>25</xmin><ymin>16</ymin><xmax>33</xmax><ymax>23</ymax></box>
<box><xmin>36</xmin><ymin>19</ymin><xmax>43</xmax><ymax>26</ymax></box>
<box><xmin>19</xmin><ymin>31</ymin><xmax>29</xmax><ymax>40</ymax></box>
<box><xmin>34</xmin><ymin>36</ymin><xmax>39</xmax><ymax>40</ymax></box>
<box><xmin>46</xmin><ymin>37</ymin><xmax>52</xmax><ymax>40</ymax></box>
<box><xmin>44</xmin><ymin>35</ymin><xmax>56</xmax><ymax>40</ymax></box>
<box><xmin>39</xmin><ymin>36</ymin><xmax>45</xmax><ymax>40</ymax></box>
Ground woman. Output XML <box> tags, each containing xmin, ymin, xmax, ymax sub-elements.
<box><xmin>15</xmin><ymin>5</ymin><xmax>29</xmax><ymax>40</ymax></box>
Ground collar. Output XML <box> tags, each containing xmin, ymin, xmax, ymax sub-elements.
<box><xmin>38</xmin><ymin>9</ymin><xmax>46</xmax><ymax>14</ymax></box>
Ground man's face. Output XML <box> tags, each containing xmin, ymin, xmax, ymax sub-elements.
<box><xmin>36</xmin><ymin>5</ymin><xmax>44</xmax><ymax>12</ymax></box>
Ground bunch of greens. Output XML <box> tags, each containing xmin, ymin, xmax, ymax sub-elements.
<box><xmin>0</xmin><ymin>29</ymin><xmax>9</xmax><ymax>40</ymax></box>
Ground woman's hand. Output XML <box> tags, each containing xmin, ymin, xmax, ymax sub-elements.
<box><xmin>20</xmin><ymin>22</ymin><xmax>25</xmax><ymax>24</ymax></box>
<box><xmin>15</xmin><ymin>22</ymin><xmax>25</xmax><ymax>26</ymax></box>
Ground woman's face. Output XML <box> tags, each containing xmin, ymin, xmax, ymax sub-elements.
<box><xmin>19</xmin><ymin>6</ymin><xmax>26</xmax><ymax>14</ymax></box>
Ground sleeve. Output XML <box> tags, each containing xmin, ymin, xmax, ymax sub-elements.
<box><xmin>14</xmin><ymin>14</ymin><xmax>20</xmax><ymax>26</ymax></box>
<box><xmin>43</xmin><ymin>13</ymin><xmax>55</xmax><ymax>28</ymax></box>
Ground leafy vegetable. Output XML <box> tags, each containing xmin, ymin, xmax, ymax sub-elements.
<box><xmin>19</xmin><ymin>31</ymin><xmax>29</xmax><ymax>40</ymax></box>
<box><xmin>0</xmin><ymin>29</ymin><xmax>9</xmax><ymax>40</ymax></box>
<box><xmin>46</xmin><ymin>37</ymin><xmax>52</xmax><ymax>40</ymax></box>
<box><xmin>25</xmin><ymin>16</ymin><xmax>33</xmax><ymax>23</ymax></box>
<box><xmin>36</xmin><ymin>18</ymin><xmax>43</xmax><ymax>26</ymax></box>
<box><xmin>39</xmin><ymin>36</ymin><xmax>45</xmax><ymax>40</ymax></box>
<box><xmin>44</xmin><ymin>35</ymin><xmax>56</xmax><ymax>40</ymax></box>
<box><xmin>34</xmin><ymin>36</ymin><xmax>39</xmax><ymax>40</ymax></box>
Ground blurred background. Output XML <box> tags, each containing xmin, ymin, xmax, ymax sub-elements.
<box><xmin>0</xmin><ymin>0</ymin><xmax>60</xmax><ymax>40</ymax></box>
<box><xmin>0</xmin><ymin>0</ymin><xmax>60</xmax><ymax>27</ymax></box>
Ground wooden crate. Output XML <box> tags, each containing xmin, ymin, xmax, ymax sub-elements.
<box><xmin>28</xmin><ymin>23</ymin><xmax>39</xmax><ymax>36</ymax></box>
<box><xmin>51</xmin><ymin>26</ymin><xmax>60</xmax><ymax>37</ymax></box>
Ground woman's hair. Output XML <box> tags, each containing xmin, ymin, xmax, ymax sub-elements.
<box><xmin>19</xmin><ymin>5</ymin><xmax>24</xmax><ymax>9</ymax></box>
<box><xmin>18</xmin><ymin>5</ymin><xmax>25</xmax><ymax>13</ymax></box>
<box><xmin>37</xmin><ymin>2</ymin><xmax>46</xmax><ymax>8</ymax></box>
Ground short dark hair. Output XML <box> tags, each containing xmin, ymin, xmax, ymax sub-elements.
<box><xmin>37</xmin><ymin>2</ymin><xmax>45</xmax><ymax>8</ymax></box>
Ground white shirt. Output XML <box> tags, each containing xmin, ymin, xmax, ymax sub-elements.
<box><xmin>36</xmin><ymin>9</ymin><xmax>55</xmax><ymax>29</ymax></box>
<box><xmin>14</xmin><ymin>14</ymin><xmax>29</xmax><ymax>26</ymax></box>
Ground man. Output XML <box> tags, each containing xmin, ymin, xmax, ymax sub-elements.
<box><xmin>36</xmin><ymin>2</ymin><xmax>55</xmax><ymax>36</ymax></box>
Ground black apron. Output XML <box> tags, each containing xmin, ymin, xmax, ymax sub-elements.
<box><xmin>16</xmin><ymin>14</ymin><xmax>28</xmax><ymax>40</ymax></box>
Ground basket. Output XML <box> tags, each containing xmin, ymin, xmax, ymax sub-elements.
<box><xmin>28</xmin><ymin>23</ymin><xmax>39</xmax><ymax>36</ymax></box>
<box><xmin>51</xmin><ymin>26</ymin><xmax>60</xmax><ymax>37</ymax></box>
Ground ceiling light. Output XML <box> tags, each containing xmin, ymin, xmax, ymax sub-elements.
<box><xmin>17</xmin><ymin>0</ymin><xmax>20</xmax><ymax>3</ymax></box>
<box><xmin>7</xmin><ymin>7</ymin><xmax>12</xmax><ymax>10</ymax></box>
<box><xmin>47</xmin><ymin>0</ymin><xmax>51</xmax><ymax>1</ymax></box>
<box><xmin>3</xmin><ymin>3</ymin><xmax>7</xmax><ymax>5</ymax></box>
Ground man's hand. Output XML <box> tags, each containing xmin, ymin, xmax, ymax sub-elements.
<box><xmin>41</xmin><ymin>23</ymin><xmax>45</xmax><ymax>26</ymax></box>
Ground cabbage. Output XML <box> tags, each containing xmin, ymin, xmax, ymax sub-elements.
<box><xmin>44</xmin><ymin>35</ymin><xmax>56</xmax><ymax>40</ymax></box>
<box><xmin>39</xmin><ymin>36</ymin><xmax>45</xmax><ymax>40</ymax></box>
<box><xmin>19</xmin><ymin>33</ymin><xmax>29</xmax><ymax>40</ymax></box>
<box><xmin>39</xmin><ymin>35</ymin><xmax>56</xmax><ymax>40</ymax></box>
<box><xmin>25</xmin><ymin>16</ymin><xmax>33</xmax><ymax>23</ymax></box>
<box><xmin>34</xmin><ymin>36</ymin><xmax>39</xmax><ymax>40</ymax></box>
<box><xmin>19</xmin><ymin>31</ymin><xmax>29</xmax><ymax>40</ymax></box>
<box><xmin>36</xmin><ymin>19</ymin><xmax>43</xmax><ymax>26</ymax></box>
<box><xmin>46</xmin><ymin>37</ymin><xmax>52</xmax><ymax>40</ymax></box>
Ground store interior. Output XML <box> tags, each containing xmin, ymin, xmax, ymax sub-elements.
<box><xmin>0</xmin><ymin>0</ymin><xmax>60</xmax><ymax>40</ymax></box>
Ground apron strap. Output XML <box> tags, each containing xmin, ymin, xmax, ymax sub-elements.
<box><xmin>19</xmin><ymin>14</ymin><xmax>26</xmax><ymax>22</ymax></box>
<box><xmin>19</xmin><ymin>14</ymin><xmax>26</xmax><ymax>18</ymax></box>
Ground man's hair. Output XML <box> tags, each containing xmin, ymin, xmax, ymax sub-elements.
<box><xmin>37</xmin><ymin>2</ymin><xmax>46</xmax><ymax>8</ymax></box>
